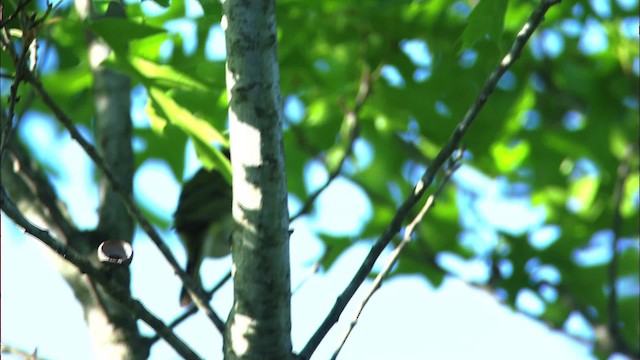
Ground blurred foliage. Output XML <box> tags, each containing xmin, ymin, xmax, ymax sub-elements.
<box><xmin>2</xmin><ymin>0</ymin><xmax>638</xmax><ymax>357</ymax></box>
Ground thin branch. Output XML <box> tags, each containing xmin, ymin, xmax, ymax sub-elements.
<box><xmin>0</xmin><ymin>0</ymin><xmax>34</xmax><ymax>29</ymax></box>
<box><xmin>607</xmin><ymin>143</ymin><xmax>637</xmax><ymax>355</ymax></box>
<box><xmin>2</xmin><ymin>136</ymin><xmax>78</xmax><ymax>241</ymax></box>
<box><xmin>331</xmin><ymin>155</ymin><xmax>461</xmax><ymax>360</ymax></box>
<box><xmin>19</xmin><ymin>70</ymin><xmax>226</xmax><ymax>333</ymax></box>
<box><xmin>0</xmin><ymin>0</ymin><xmax>49</xmax><ymax>159</ymax></box>
<box><xmin>298</xmin><ymin>1</ymin><xmax>561</xmax><ymax>358</ymax></box>
<box><xmin>0</xmin><ymin>27</ymin><xmax>27</xmax><ymax>160</ymax></box>
<box><xmin>286</xmin><ymin>122</ymin><xmax>321</xmax><ymax>156</ymax></box>
<box><xmin>0</xmin><ymin>187</ymin><xmax>200</xmax><ymax>359</ymax></box>
<box><xmin>150</xmin><ymin>270</ymin><xmax>233</xmax><ymax>344</ymax></box>
<box><xmin>0</xmin><ymin>16</ymin><xmax>93</xmax><ymax>238</ymax></box>
<box><xmin>290</xmin><ymin>66</ymin><xmax>380</xmax><ymax>222</ymax></box>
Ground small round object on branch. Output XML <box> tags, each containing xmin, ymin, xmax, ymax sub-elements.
<box><xmin>97</xmin><ymin>240</ymin><xmax>133</xmax><ymax>266</ymax></box>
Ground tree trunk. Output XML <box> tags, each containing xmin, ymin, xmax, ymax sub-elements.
<box><xmin>222</xmin><ymin>0</ymin><xmax>293</xmax><ymax>358</ymax></box>
<box><xmin>72</xmin><ymin>1</ymin><xmax>145</xmax><ymax>358</ymax></box>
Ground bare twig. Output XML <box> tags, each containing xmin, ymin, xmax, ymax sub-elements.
<box><xmin>298</xmin><ymin>1</ymin><xmax>561</xmax><ymax>358</ymax></box>
<box><xmin>0</xmin><ymin>187</ymin><xmax>200</xmax><ymax>359</ymax></box>
<box><xmin>331</xmin><ymin>154</ymin><xmax>461</xmax><ymax>360</ymax></box>
<box><xmin>290</xmin><ymin>67</ymin><xmax>380</xmax><ymax>222</ymax></box>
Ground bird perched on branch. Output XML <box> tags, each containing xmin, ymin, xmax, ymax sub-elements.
<box><xmin>173</xmin><ymin>162</ymin><xmax>233</xmax><ymax>307</ymax></box>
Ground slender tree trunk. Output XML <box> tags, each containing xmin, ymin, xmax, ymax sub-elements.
<box><xmin>222</xmin><ymin>0</ymin><xmax>293</xmax><ymax>358</ymax></box>
<box><xmin>72</xmin><ymin>1</ymin><xmax>145</xmax><ymax>358</ymax></box>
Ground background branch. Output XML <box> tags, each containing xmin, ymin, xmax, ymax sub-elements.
<box><xmin>2</xmin><ymin>0</ymin><xmax>225</xmax><ymax>343</ymax></box>
<box><xmin>1</xmin><ymin>187</ymin><xmax>200</xmax><ymax>359</ymax></box>
<box><xmin>1</xmin><ymin>135</ymin><xmax>77</xmax><ymax>241</ymax></box>
<box><xmin>150</xmin><ymin>270</ymin><xmax>233</xmax><ymax>344</ymax></box>
<box><xmin>290</xmin><ymin>66</ymin><xmax>380</xmax><ymax>222</ymax></box>
<box><xmin>299</xmin><ymin>1</ymin><xmax>561</xmax><ymax>358</ymax></box>
<box><xmin>331</xmin><ymin>154</ymin><xmax>461</xmax><ymax>359</ymax></box>
<box><xmin>21</xmin><ymin>69</ymin><xmax>226</xmax><ymax>333</ymax></box>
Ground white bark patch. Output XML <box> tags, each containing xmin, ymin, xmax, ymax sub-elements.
<box><xmin>229</xmin><ymin>312</ymin><xmax>256</xmax><ymax>356</ymax></box>
<box><xmin>230</xmin><ymin>119</ymin><xmax>263</xmax><ymax>213</ymax></box>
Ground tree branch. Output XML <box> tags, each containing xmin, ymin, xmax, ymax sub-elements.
<box><xmin>290</xmin><ymin>66</ymin><xmax>380</xmax><ymax>222</ymax></box>
<box><xmin>1</xmin><ymin>136</ymin><xmax>78</xmax><ymax>242</ymax></box>
<box><xmin>1</xmin><ymin>187</ymin><xmax>201</xmax><ymax>359</ymax></box>
<box><xmin>299</xmin><ymin>1</ymin><xmax>561</xmax><ymax>358</ymax></box>
<box><xmin>150</xmin><ymin>270</ymin><xmax>233</xmax><ymax>344</ymax></box>
<box><xmin>0</xmin><ymin>0</ymin><xmax>50</xmax><ymax>159</ymax></box>
<box><xmin>331</xmin><ymin>153</ymin><xmax>461</xmax><ymax>359</ymax></box>
<box><xmin>16</xmin><ymin>70</ymin><xmax>226</xmax><ymax>332</ymax></box>
<box><xmin>0</xmin><ymin>0</ymin><xmax>34</xmax><ymax>29</ymax></box>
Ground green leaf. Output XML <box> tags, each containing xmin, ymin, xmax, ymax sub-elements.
<box><xmin>41</xmin><ymin>66</ymin><xmax>93</xmax><ymax>96</ymax></box>
<box><xmin>460</xmin><ymin>0</ymin><xmax>507</xmax><ymax>50</ymax></box>
<box><xmin>540</xmin><ymin>300</ymin><xmax>571</xmax><ymax>328</ymax></box>
<box><xmin>491</xmin><ymin>140</ymin><xmax>530</xmax><ymax>173</ymax></box>
<box><xmin>128</xmin><ymin>32</ymin><xmax>171</xmax><ymax>62</ymax></box>
<box><xmin>40</xmin><ymin>66</ymin><xmax>95</xmax><ymax>127</ymax></box>
<box><xmin>621</xmin><ymin>172</ymin><xmax>639</xmax><ymax>218</ymax></box>
<box><xmin>147</xmin><ymin>87</ymin><xmax>231</xmax><ymax>182</ymax></box>
<box><xmin>192</xmin><ymin>136</ymin><xmax>232</xmax><ymax>181</ymax></box>
<box><xmin>129</xmin><ymin>56</ymin><xmax>211</xmax><ymax>92</ymax></box>
<box><xmin>319</xmin><ymin>234</ymin><xmax>353</xmax><ymax>270</ymax></box>
<box><xmin>568</xmin><ymin>176</ymin><xmax>600</xmax><ymax>214</ymax></box>
<box><xmin>88</xmin><ymin>18</ymin><xmax>166</xmax><ymax>55</ymax></box>
<box><xmin>394</xmin><ymin>254</ymin><xmax>445</xmax><ymax>288</ymax></box>
<box><xmin>618</xmin><ymin>247</ymin><xmax>640</xmax><ymax>277</ymax></box>
<box><xmin>134</xmin><ymin>127</ymin><xmax>187</xmax><ymax>180</ymax></box>
<box><xmin>619</xmin><ymin>296</ymin><xmax>640</xmax><ymax>353</ymax></box>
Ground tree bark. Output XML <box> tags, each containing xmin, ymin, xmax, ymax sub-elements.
<box><xmin>222</xmin><ymin>0</ymin><xmax>292</xmax><ymax>359</ymax></box>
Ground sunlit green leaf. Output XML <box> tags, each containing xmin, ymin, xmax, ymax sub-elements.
<box><xmin>568</xmin><ymin>176</ymin><xmax>600</xmax><ymax>214</ymax></box>
<box><xmin>491</xmin><ymin>140</ymin><xmax>530</xmax><ymax>173</ymax></box>
<box><xmin>621</xmin><ymin>172</ymin><xmax>639</xmax><ymax>218</ymax></box>
<box><xmin>129</xmin><ymin>56</ymin><xmax>211</xmax><ymax>92</ymax></box>
<box><xmin>147</xmin><ymin>87</ymin><xmax>231</xmax><ymax>181</ymax></box>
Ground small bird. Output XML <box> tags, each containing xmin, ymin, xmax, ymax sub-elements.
<box><xmin>173</xmin><ymin>165</ymin><xmax>233</xmax><ymax>307</ymax></box>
